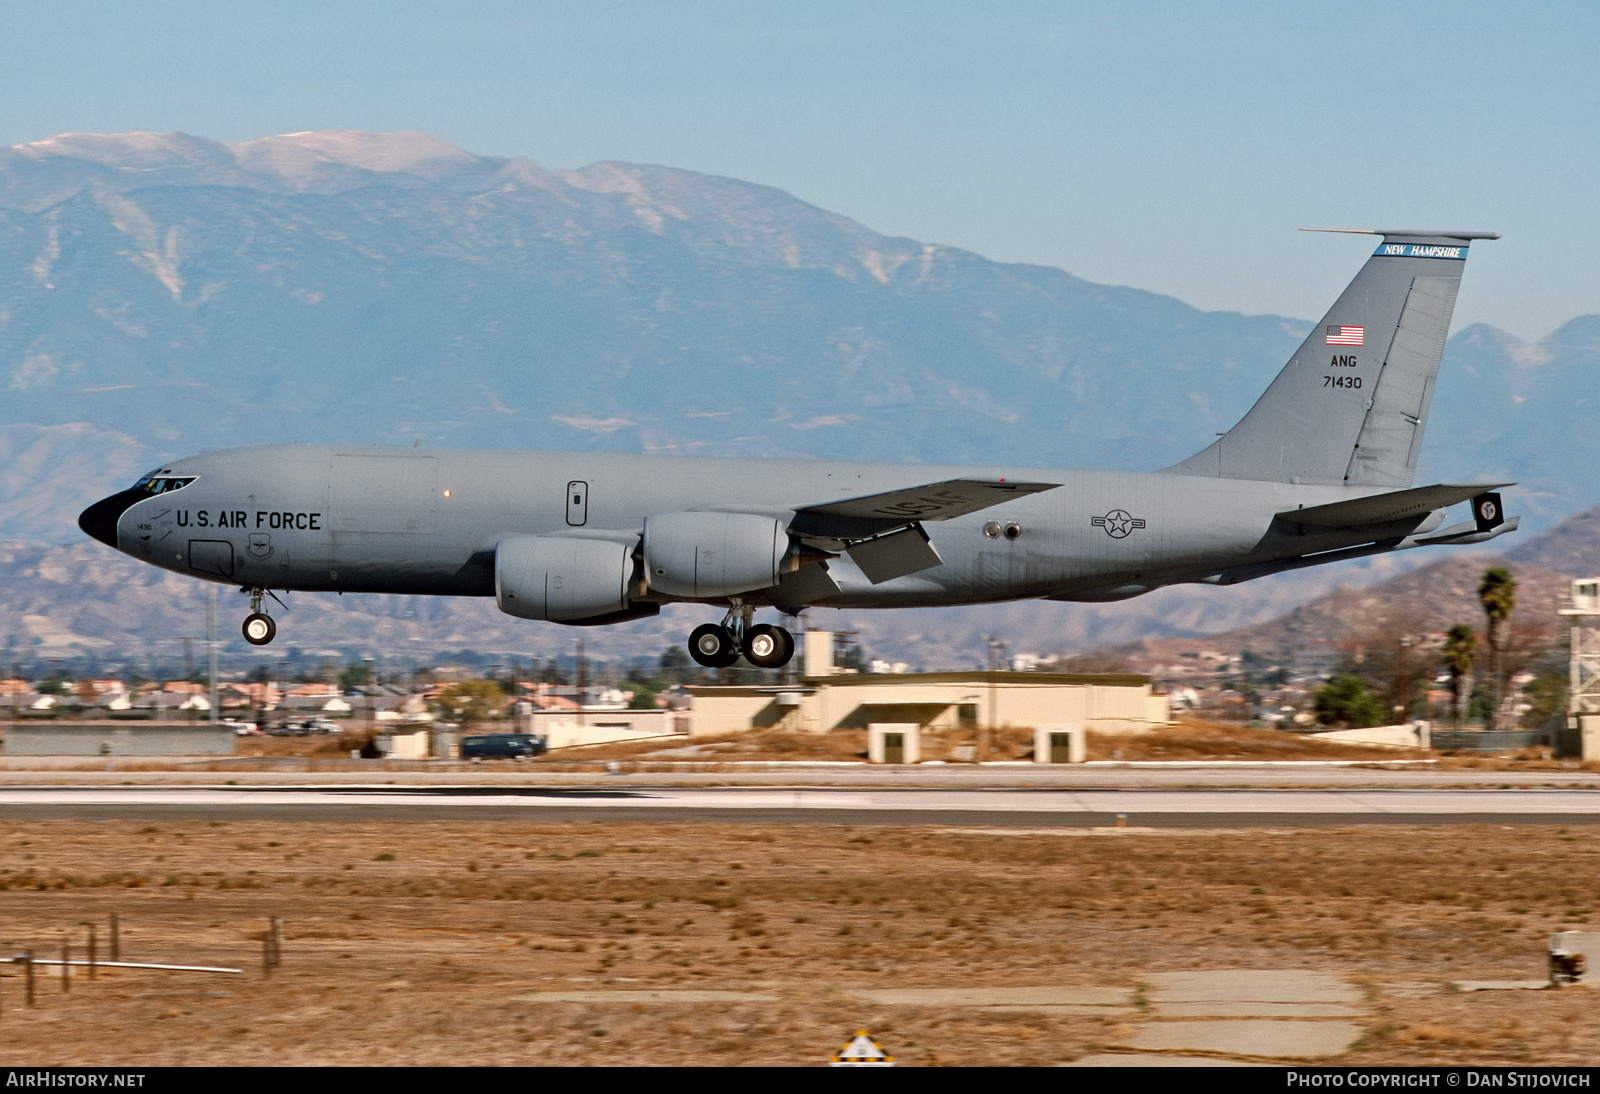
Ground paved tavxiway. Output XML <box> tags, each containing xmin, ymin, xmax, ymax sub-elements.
<box><xmin>0</xmin><ymin>784</ymin><xmax>1597</xmax><ymax>825</ymax></box>
<box><xmin>4</xmin><ymin>759</ymin><xmax>1598</xmax><ymax>791</ymax></box>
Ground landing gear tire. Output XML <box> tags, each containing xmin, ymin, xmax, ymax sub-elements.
<box><xmin>243</xmin><ymin>612</ymin><xmax>277</xmax><ymax>646</ymax></box>
<box><xmin>688</xmin><ymin>623</ymin><xmax>739</xmax><ymax>668</ymax></box>
<box><xmin>743</xmin><ymin>624</ymin><xmax>795</xmax><ymax>669</ymax></box>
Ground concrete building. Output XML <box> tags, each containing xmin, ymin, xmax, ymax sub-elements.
<box><xmin>686</xmin><ymin>632</ymin><xmax>1168</xmax><ymax>738</ymax></box>
<box><xmin>521</xmin><ymin>707</ymin><xmax>689</xmax><ymax>750</ymax></box>
<box><xmin>3</xmin><ymin>722</ymin><xmax>237</xmax><ymax>756</ymax></box>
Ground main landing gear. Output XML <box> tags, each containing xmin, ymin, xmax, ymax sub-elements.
<box><xmin>240</xmin><ymin>586</ymin><xmax>281</xmax><ymax>646</ymax></box>
<box><xmin>688</xmin><ymin>602</ymin><xmax>795</xmax><ymax>669</ymax></box>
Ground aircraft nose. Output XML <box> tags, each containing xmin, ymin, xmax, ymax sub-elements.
<box><xmin>78</xmin><ymin>489</ymin><xmax>144</xmax><ymax>549</ymax></box>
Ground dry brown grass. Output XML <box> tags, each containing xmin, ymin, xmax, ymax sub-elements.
<box><xmin>1434</xmin><ymin>751</ymin><xmax>1600</xmax><ymax>772</ymax></box>
<box><xmin>125</xmin><ymin>716</ymin><xmax>1600</xmax><ymax>772</ymax></box>
<box><xmin>235</xmin><ymin>730</ymin><xmax>375</xmax><ymax>758</ymax></box>
<box><xmin>552</xmin><ymin>726</ymin><xmax>871</xmax><ymax>763</ymax></box>
<box><xmin>528</xmin><ymin>717</ymin><xmax>1435</xmax><ymax>766</ymax></box>
<box><xmin>0</xmin><ymin>820</ymin><xmax>1597</xmax><ymax>1065</ymax></box>
<box><xmin>1086</xmin><ymin>718</ymin><xmax>1431</xmax><ymax>762</ymax></box>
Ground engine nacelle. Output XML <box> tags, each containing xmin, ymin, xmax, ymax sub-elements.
<box><xmin>495</xmin><ymin>535</ymin><xmax>632</xmax><ymax>622</ymax></box>
<box><xmin>642</xmin><ymin>511</ymin><xmax>787</xmax><ymax>598</ymax></box>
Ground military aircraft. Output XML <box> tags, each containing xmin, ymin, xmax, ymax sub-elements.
<box><xmin>79</xmin><ymin>229</ymin><xmax>1513</xmax><ymax>668</ymax></box>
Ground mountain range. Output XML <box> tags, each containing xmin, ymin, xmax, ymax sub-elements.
<box><xmin>1</xmin><ymin>130</ymin><xmax>1596</xmax><ymax>672</ymax></box>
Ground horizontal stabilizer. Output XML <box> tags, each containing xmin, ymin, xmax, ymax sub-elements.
<box><xmin>791</xmin><ymin>478</ymin><xmax>1057</xmax><ymax>539</ymax></box>
<box><xmin>1198</xmin><ymin>514</ymin><xmax>1520</xmax><ymax>587</ymax></box>
<box><xmin>1277</xmin><ymin>482</ymin><xmax>1512</xmax><ymax>528</ymax></box>
<box><xmin>1413</xmin><ymin>515</ymin><xmax>1521</xmax><ymax>546</ymax></box>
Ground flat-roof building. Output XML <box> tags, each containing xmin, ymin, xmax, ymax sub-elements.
<box><xmin>686</xmin><ymin>632</ymin><xmax>1167</xmax><ymax>738</ymax></box>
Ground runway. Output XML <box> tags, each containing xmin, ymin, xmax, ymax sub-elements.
<box><xmin>3</xmin><ymin>784</ymin><xmax>1599</xmax><ymax>826</ymax></box>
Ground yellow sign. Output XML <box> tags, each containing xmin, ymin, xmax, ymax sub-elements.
<box><xmin>829</xmin><ymin>1029</ymin><xmax>895</xmax><ymax>1067</ymax></box>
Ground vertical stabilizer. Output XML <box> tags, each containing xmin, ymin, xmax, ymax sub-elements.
<box><xmin>1167</xmin><ymin>230</ymin><xmax>1495</xmax><ymax>487</ymax></box>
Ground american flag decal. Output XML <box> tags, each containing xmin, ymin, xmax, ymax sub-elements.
<box><xmin>1326</xmin><ymin>325</ymin><xmax>1364</xmax><ymax>346</ymax></box>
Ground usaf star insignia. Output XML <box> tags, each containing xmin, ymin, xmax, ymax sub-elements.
<box><xmin>1092</xmin><ymin>509</ymin><xmax>1146</xmax><ymax>538</ymax></box>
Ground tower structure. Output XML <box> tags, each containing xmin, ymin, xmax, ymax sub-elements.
<box><xmin>1560</xmin><ymin>578</ymin><xmax>1600</xmax><ymax>716</ymax></box>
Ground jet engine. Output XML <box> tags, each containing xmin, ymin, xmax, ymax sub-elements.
<box><xmin>495</xmin><ymin>535</ymin><xmax>632</xmax><ymax>622</ymax></box>
<box><xmin>642</xmin><ymin>511</ymin><xmax>788</xmax><ymax>598</ymax></box>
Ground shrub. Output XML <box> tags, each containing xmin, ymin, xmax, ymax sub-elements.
<box><xmin>1314</xmin><ymin>674</ymin><xmax>1387</xmax><ymax>727</ymax></box>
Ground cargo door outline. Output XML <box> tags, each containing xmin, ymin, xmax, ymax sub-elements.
<box><xmin>188</xmin><ymin>539</ymin><xmax>235</xmax><ymax>578</ymax></box>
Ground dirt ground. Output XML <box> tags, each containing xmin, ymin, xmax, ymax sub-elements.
<box><xmin>0</xmin><ymin>819</ymin><xmax>1597</xmax><ymax>1066</ymax></box>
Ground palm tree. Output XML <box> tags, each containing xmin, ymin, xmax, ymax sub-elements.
<box><xmin>1442</xmin><ymin>624</ymin><xmax>1478</xmax><ymax>727</ymax></box>
<box><xmin>1478</xmin><ymin>567</ymin><xmax>1517</xmax><ymax>729</ymax></box>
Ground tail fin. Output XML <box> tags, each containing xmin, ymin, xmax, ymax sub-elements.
<box><xmin>1166</xmin><ymin>230</ymin><xmax>1496</xmax><ymax>487</ymax></box>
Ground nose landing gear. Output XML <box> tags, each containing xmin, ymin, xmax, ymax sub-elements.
<box><xmin>243</xmin><ymin>612</ymin><xmax>276</xmax><ymax>645</ymax></box>
<box><xmin>240</xmin><ymin>586</ymin><xmax>281</xmax><ymax>646</ymax></box>
<box><xmin>686</xmin><ymin>602</ymin><xmax>795</xmax><ymax>669</ymax></box>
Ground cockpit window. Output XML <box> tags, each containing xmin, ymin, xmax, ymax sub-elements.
<box><xmin>134</xmin><ymin>475</ymin><xmax>197</xmax><ymax>495</ymax></box>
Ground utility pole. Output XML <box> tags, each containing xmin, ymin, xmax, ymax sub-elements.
<box><xmin>1396</xmin><ymin>635</ymin><xmax>1411</xmax><ymax>722</ymax></box>
<box><xmin>207</xmin><ymin>585</ymin><xmax>218</xmax><ymax>726</ymax></box>
<box><xmin>575</xmin><ymin>638</ymin><xmax>586</xmax><ymax>728</ymax></box>
<box><xmin>985</xmin><ymin>636</ymin><xmax>1007</xmax><ymax>761</ymax></box>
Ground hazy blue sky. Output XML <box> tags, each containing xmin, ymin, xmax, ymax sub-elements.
<box><xmin>3</xmin><ymin>2</ymin><xmax>1595</xmax><ymax>338</ymax></box>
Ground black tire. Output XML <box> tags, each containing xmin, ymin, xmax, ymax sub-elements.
<box><xmin>744</xmin><ymin>624</ymin><xmax>794</xmax><ymax>668</ymax></box>
<box><xmin>242</xmin><ymin>612</ymin><xmax>277</xmax><ymax>646</ymax></box>
<box><xmin>688</xmin><ymin>623</ymin><xmax>739</xmax><ymax>668</ymax></box>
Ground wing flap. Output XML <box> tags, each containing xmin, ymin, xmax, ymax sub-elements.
<box><xmin>847</xmin><ymin>524</ymin><xmax>944</xmax><ymax>584</ymax></box>
<box><xmin>1277</xmin><ymin>482</ymin><xmax>1511</xmax><ymax>528</ymax></box>
<box><xmin>790</xmin><ymin>478</ymin><xmax>1058</xmax><ymax>539</ymax></box>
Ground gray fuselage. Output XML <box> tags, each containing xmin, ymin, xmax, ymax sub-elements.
<box><xmin>93</xmin><ymin>444</ymin><xmax>1431</xmax><ymax>611</ymax></box>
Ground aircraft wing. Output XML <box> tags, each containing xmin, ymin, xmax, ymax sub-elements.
<box><xmin>1276</xmin><ymin>482</ymin><xmax>1512</xmax><ymax>528</ymax></box>
<box><xmin>789</xmin><ymin>479</ymin><xmax>1060</xmax><ymax>540</ymax></box>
